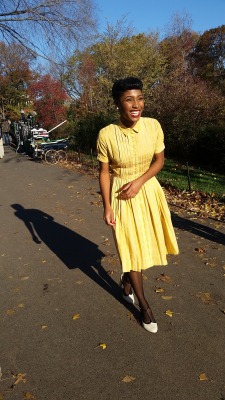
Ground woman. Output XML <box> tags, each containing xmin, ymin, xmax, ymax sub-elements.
<box><xmin>97</xmin><ymin>77</ymin><xmax>179</xmax><ymax>333</ymax></box>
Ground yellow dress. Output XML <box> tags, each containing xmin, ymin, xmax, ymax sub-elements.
<box><xmin>97</xmin><ymin>117</ymin><xmax>179</xmax><ymax>272</ymax></box>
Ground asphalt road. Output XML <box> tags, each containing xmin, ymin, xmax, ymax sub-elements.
<box><xmin>0</xmin><ymin>147</ymin><xmax>224</xmax><ymax>400</ymax></box>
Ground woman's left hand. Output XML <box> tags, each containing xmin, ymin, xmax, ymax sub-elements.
<box><xmin>118</xmin><ymin>178</ymin><xmax>143</xmax><ymax>200</ymax></box>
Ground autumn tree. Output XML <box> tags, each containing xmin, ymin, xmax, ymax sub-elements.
<box><xmin>189</xmin><ymin>25</ymin><xmax>225</xmax><ymax>93</ymax></box>
<box><xmin>64</xmin><ymin>20</ymin><xmax>166</xmax><ymax>114</ymax></box>
<box><xmin>28</xmin><ymin>74</ymin><xmax>69</xmax><ymax>131</ymax></box>
<box><xmin>144</xmin><ymin>15</ymin><xmax>225</xmax><ymax>170</ymax></box>
<box><xmin>0</xmin><ymin>0</ymin><xmax>97</xmax><ymax>62</ymax></box>
<box><xmin>0</xmin><ymin>41</ymin><xmax>34</xmax><ymax>118</ymax></box>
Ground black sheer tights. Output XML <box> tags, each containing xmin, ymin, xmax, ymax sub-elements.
<box><xmin>124</xmin><ymin>271</ymin><xmax>156</xmax><ymax>324</ymax></box>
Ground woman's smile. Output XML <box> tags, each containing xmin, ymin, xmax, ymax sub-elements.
<box><xmin>117</xmin><ymin>89</ymin><xmax>144</xmax><ymax>128</ymax></box>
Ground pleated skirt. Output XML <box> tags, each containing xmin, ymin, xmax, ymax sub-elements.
<box><xmin>111</xmin><ymin>176</ymin><xmax>179</xmax><ymax>272</ymax></box>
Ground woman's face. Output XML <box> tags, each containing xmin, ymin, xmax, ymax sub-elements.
<box><xmin>116</xmin><ymin>89</ymin><xmax>144</xmax><ymax>128</ymax></box>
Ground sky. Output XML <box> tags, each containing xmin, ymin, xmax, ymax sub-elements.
<box><xmin>96</xmin><ymin>0</ymin><xmax>225</xmax><ymax>37</ymax></box>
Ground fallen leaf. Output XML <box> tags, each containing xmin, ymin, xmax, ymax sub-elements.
<box><xmin>198</xmin><ymin>372</ymin><xmax>208</xmax><ymax>381</ymax></box>
<box><xmin>17</xmin><ymin>303</ymin><xmax>25</xmax><ymax>308</ymax></box>
<box><xmin>127</xmin><ymin>312</ymin><xmax>135</xmax><ymax>321</ymax></box>
<box><xmin>24</xmin><ymin>392</ymin><xmax>35</xmax><ymax>399</ymax></box>
<box><xmin>195</xmin><ymin>247</ymin><xmax>205</xmax><ymax>253</ymax></box>
<box><xmin>196</xmin><ymin>292</ymin><xmax>213</xmax><ymax>304</ymax></box>
<box><xmin>41</xmin><ymin>325</ymin><xmax>47</xmax><ymax>330</ymax></box>
<box><xmin>72</xmin><ymin>314</ymin><xmax>80</xmax><ymax>320</ymax></box>
<box><xmin>21</xmin><ymin>276</ymin><xmax>29</xmax><ymax>281</ymax></box>
<box><xmin>6</xmin><ymin>309</ymin><xmax>16</xmax><ymax>315</ymax></box>
<box><xmin>155</xmin><ymin>287</ymin><xmax>164</xmax><ymax>293</ymax></box>
<box><xmin>102</xmin><ymin>238</ymin><xmax>110</xmax><ymax>246</ymax></box>
<box><xmin>207</xmin><ymin>262</ymin><xmax>217</xmax><ymax>268</ymax></box>
<box><xmin>95</xmin><ymin>343</ymin><xmax>107</xmax><ymax>350</ymax></box>
<box><xmin>156</xmin><ymin>274</ymin><xmax>173</xmax><ymax>284</ymax></box>
<box><xmin>161</xmin><ymin>296</ymin><xmax>173</xmax><ymax>300</ymax></box>
<box><xmin>165</xmin><ymin>309</ymin><xmax>173</xmax><ymax>317</ymax></box>
<box><xmin>42</xmin><ymin>260</ymin><xmax>46</xmax><ymax>264</ymax></box>
<box><xmin>122</xmin><ymin>375</ymin><xmax>136</xmax><ymax>383</ymax></box>
<box><xmin>12</xmin><ymin>373</ymin><xmax>27</xmax><ymax>386</ymax></box>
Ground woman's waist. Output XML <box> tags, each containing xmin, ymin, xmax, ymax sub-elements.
<box><xmin>112</xmin><ymin>168</ymin><xmax>148</xmax><ymax>181</ymax></box>
<box><xmin>112</xmin><ymin>174</ymin><xmax>158</xmax><ymax>184</ymax></box>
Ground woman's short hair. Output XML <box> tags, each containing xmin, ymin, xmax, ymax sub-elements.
<box><xmin>112</xmin><ymin>77</ymin><xmax>143</xmax><ymax>101</ymax></box>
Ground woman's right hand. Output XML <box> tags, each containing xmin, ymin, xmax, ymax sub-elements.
<box><xmin>103</xmin><ymin>206</ymin><xmax>116</xmax><ymax>226</ymax></box>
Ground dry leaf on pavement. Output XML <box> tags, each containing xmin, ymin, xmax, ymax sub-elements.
<box><xmin>6</xmin><ymin>309</ymin><xmax>16</xmax><ymax>315</ymax></box>
<box><xmin>196</xmin><ymin>292</ymin><xmax>212</xmax><ymax>303</ymax></box>
<box><xmin>99</xmin><ymin>343</ymin><xmax>107</xmax><ymax>350</ymax></box>
<box><xmin>11</xmin><ymin>373</ymin><xmax>27</xmax><ymax>388</ymax></box>
<box><xmin>165</xmin><ymin>310</ymin><xmax>174</xmax><ymax>317</ymax></box>
<box><xmin>122</xmin><ymin>375</ymin><xmax>136</xmax><ymax>383</ymax></box>
<box><xmin>155</xmin><ymin>287</ymin><xmax>164</xmax><ymax>293</ymax></box>
<box><xmin>95</xmin><ymin>343</ymin><xmax>107</xmax><ymax>350</ymax></box>
<box><xmin>156</xmin><ymin>274</ymin><xmax>173</xmax><ymax>284</ymax></box>
<box><xmin>72</xmin><ymin>314</ymin><xmax>80</xmax><ymax>320</ymax></box>
<box><xmin>195</xmin><ymin>247</ymin><xmax>205</xmax><ymax>253</ymax></box>
<box><xmin>161</xmin><ymin>296</ymin><xmax>173</xmax><ymax>300</ymax></box>
<box><xmin>24</xmin><ymin>393</ymin><xmax>35</xmax><ymax>399</ymax></box>
<box><xmin>198</xmin><ymin>372</ymin><xmax>208</xmax><ymax>381</ymax></box>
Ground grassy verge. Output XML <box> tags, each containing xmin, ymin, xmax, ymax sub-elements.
<box><xmin>67</xmin><ymin>152</ymin><xmax>224</xmax><ymax>200</ymax></box>
<box><xmin>158</xmin><ymin>159</ymin><xmax>225</xmax><ymax>199</ymax></box>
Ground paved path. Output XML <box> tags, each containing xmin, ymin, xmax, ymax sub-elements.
<box><xmin>0</xmin><ymin>147</ymin><xmax>224</xmax><ymax>400</ymax></box>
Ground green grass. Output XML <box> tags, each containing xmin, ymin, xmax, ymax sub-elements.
<box><xmin>68</xmin><ymin>151</ymin><xmax>225</xmax><ymax>200</ymax></box>
<box><xmin>158</xmin><ymin>159</ymin><xmax>225</xmax><ymax>199</ymax></box>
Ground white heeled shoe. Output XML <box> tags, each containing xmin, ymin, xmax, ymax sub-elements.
<box><xmin>141</xmin><ymin>308</ymin><xmax>158</xmax><ymax>333</ymax></box>
<box><xmin>120</xmin><ymin>274</ymin><xmax>135</xmax><ymax>304</ymax></box>
<box><xmin>142</xmin><ymin>320</ymin><xmax>158</xmax><ymax>333</ymax></box>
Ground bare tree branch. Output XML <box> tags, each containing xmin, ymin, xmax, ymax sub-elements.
<box><xmin>0</xmin><ymin>0</ymin><xmax>97</xmax><ymax>62</ymax></box>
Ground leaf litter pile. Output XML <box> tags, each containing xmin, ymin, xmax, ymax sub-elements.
<box><xmin>163</xmin><ymin>187</ymin><xmax>225</xmax><ymax>222</ymax></box>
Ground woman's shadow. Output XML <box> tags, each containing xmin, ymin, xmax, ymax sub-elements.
<box><xmin>171</xmin><ymin>212</ymin><xmax>225</xmax><ymax>245</ymax></box>
<box><xmin>11</xmin><ymin>204</ymin><xmax>138</xmax><ymax>316</ymax></box>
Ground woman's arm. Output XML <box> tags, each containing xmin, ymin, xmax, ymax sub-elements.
<box><xmin>119</xmin><ymin>150</ymin><xmax>164</xmax><ymax>200</ymax></box>
<box><xmin>99</xmin><ymin>161</ymin><xmax>116</xmax><ymax>226</ymax></box>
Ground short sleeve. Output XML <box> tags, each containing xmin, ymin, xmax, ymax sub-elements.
<box><xmin>154</xmin><ymin>120</ymin><xmax>165</xmax><ymax>154</ymax></box>
<box><xmin>96</xmin><ymin>129</ymin><xmax>109</xmax><ymax>163</ymax></box>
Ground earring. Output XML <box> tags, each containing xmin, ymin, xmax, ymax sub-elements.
<box><xmin>116</xmin><ymin>107</ymin><xmax>119</xmax><ymax>110</ymax></box>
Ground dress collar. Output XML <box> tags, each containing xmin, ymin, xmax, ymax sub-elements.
<box><xmin>117</xmin><ymin>118</ymin><xmax>141</xmax><ymax>135</ymax></box>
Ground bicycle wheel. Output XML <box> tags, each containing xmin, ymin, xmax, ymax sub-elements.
<box><xmin>57</xmin><ymin>150</ymin><xmax>67</xmax><ymax>162</ymax></box>
<box><xmin>45</xmin><ymin>149</ymin><xmax>59</xmax><ymax>164</ymax></box>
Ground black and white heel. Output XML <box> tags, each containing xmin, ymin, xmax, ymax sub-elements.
<box><xmin>120</xmin><ymin>273</ymin><xmax>135</xmax><ymax>304</ymax></box>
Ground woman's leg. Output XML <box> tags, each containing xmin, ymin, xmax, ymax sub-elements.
<box><xmin>128</xmin><ymin>270</ymin><xmax>156</xmax><ymax>324</ymax></box>
<box><xmin>122</xmin><ymin>272</ymin><xmax>132</xmax><ymax>295</ymax></box>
